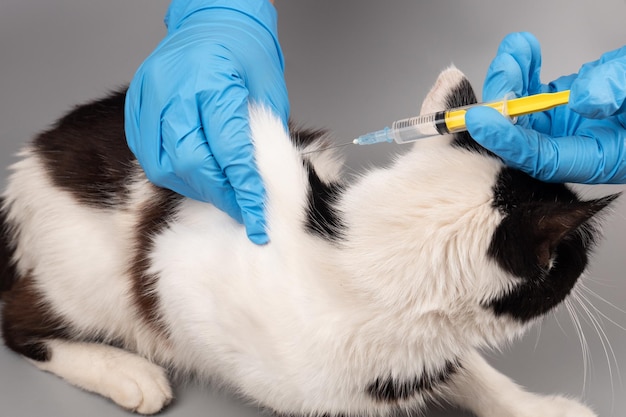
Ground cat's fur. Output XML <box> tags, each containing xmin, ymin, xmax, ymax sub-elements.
<box><xmin>0</xmin><ymin>67</ymin><xmax>618</xmax><ymax>416</ymax></box>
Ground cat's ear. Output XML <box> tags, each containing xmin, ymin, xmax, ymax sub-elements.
<box><xmin>420</xmin><ymin>66</ymin><xmax>477</xmax><ymax>115</ymax></box>
<box><xmin>491</xmin><ymin>193</ymin><xmax>619</xmax><ymax>279</ymax></box>
<box><xmin>526</xmin><ymin>194</ymin><xmax>619</xmax><ymax>268</ymax></box>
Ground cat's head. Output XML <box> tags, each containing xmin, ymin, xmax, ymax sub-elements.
<box><xmin>339</xmin><ymin>66</ymin><xmax>619</xmax><ymax>346</ymax></box>
<box><xmin>422</xmin><ymin>67</ymin><xmax>619</xmax><ymax>334</ymax></box>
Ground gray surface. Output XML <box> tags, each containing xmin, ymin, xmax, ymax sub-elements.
<box><xmin>1</xmin><ymin>0</ymin><xmax>625</xmax><ymax>416</ymax></box>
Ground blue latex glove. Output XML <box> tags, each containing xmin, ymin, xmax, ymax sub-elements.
<box><xmin>125</xmin><ymin>0</ymin><xmax>289</xmax><ymax>244</ymax></box>
<box><xmin>465</xmin><ymin>32</ymin><xmax>626</xmax><ymax>184</ymax></box>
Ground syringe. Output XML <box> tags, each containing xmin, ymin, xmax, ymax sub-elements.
<box><xmin>352</xmin><ymin>90</ymin><xmax>571</xmax><ymax>146</ymax></box>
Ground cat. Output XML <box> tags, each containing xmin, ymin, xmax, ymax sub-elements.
<box><xmin>0</xmin><ymin>66</ymin><xmax>619</xmax><ymax>417</ymax></box>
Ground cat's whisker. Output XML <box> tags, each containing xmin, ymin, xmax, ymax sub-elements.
<box><xmin>575</xmin><ymin>286</ymin><xmax>625</xmax><ymax>389</ymax></box>
<box><xmin>578</xmin><ymin>282</ymin><xmax>626</xmax><ymax>320</ymax></box>
<box><xmin>532</xmin><ymin>319</ymin><xmax>543</xmax><ymax>353</ymax></box>
<box><xmin>582</xmin><ymin>274</ymin><xmax>621</xmax><ymax>288</ymax></box>
<box><xmin>552</xmin><ymin>306</ymin><xmax>570</xmax><ymax>337</ymax></box>
<box><xmin>564</xmin><ymin>298</ymin><xmax>591</xmax><ymax>394</ymax></box>
<box><xmin>571</xmin><ymin>289</ymin><xmax>622</xmax><ymax>409</ymax></box>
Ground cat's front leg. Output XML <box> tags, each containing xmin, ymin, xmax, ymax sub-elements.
<box><xmin>442</xmin><ymin>350</ymin><xmax>596</xmax><ymax>417</ymax></box>
<box><xmin>32</xmin><ymin>340</ymin><xmax>173</xmax><ymax>414</ymax></box>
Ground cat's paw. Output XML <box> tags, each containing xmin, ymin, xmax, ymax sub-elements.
<box><xmin>33</xmin><ymin>341</ymin><xmax>174</xmax><ymax>414</ymax></box>
<box><xmin>101</xmin><ymin>353</ymin><xmax>174</xmax><ymax>415</ymax></box>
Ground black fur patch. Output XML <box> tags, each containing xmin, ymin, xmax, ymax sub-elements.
<box><xmin>304</xmin><ymin>161</ymin><xmax>345</xmax><ymax>241</ymax></box>
<box><xmin>128</xmin><ymin>185</ymin><xmax>182</xmax><ymax>334</ymax></box>
<box><xmin>445</xmin><ymin>78</ymin><xmax>477</xmax><ymax>110</ymax></box>
<box><xmin>32</xmin><ymin>89</ymin><xmax>135</xmax><ymax>209</ymax></box>
<box><xmin>1</xmin><ymin>274</ymin><xmax>71</xmax><ymax>361</ymax></box>
<box><xmin>366</xmin><ymin>359</ymin><xmax>459</xmax><ymax>402</ymax></box>
<box><xmin>484</xmin><ymin>168</ymin><xmax>618</xmax><ymax>321</ymax></box>
<box><xmin>0</xmin><ymin>201</ymin><xmax>18</xmax><ymax>292</ymax></box>
<box><xmin>289</xmin><ymin>121</ymin><xmax>330</xmax><ymax>150</ymax></box>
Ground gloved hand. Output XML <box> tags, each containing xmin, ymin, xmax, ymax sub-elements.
<box><xmin>125</xmin><ymin>0</ymin><xmax>289</xmax><ymax>244</ymax></box>
<box><xmin>465</xmin><ymin>31</ymin><xmax>626</xmax><ymax>184</ymax></box>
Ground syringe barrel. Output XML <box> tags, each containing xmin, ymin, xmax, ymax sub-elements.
<box><xmin>388</xmin><ymin>94</ymin><xmax>517</xmax><ymax>144</ymax></box>
<box><xmin>390</xmin><ymin>111</ymin><xmax>448</xmax><ymax>144</ymax></box>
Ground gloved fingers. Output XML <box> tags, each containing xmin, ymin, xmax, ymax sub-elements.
<box><xmin>465</xmin><ymin>106</ymin><xmax>553</xmax><ymax>179</ymax></box>
<box><xmin>125</xmin><ymin>78</ymin><xmax>191</xmax><ymax>196</ymax></box>
<box><xmin>482</xmin><ymin>53</ymin><xmax>525</xmax><ymax>102</ymax></box>
<box><xmin>506</xmin><ymin>32</ymin><xmax>543</xmax><ymax>94</ymax></box>
<box><xmin>467</xmin><ymin>106</ymin><xmax>626</xmax><ymax>184</ymax></box>
<box><xmin>568</xmin><ymin>118</ymin><xmax>626</xmax><ymax>183</ymax></box>
<box><xmin>544</xmin><ymin>132</ymin><xmax>626</xmax><ymax>184</ymax></box>
<box><xmin>618</xmin><ymin>112</ymin><xmax>626</xmax><ymax>130</ymax></box>
<box><xmin>575</xmin><ymin>44</ymin><xmax>626</xmax><ymax>71</ymax></box>
<box><xmin>570</xmin><ymin>55</ymin><xmax>626</xmax><ymax>118</ymax></box>
<box><xmin>125</xmin><ymin>77</ymin><xmax>158</xmax><ymax>177</ymax></box>
<box><xmin>198</xmin><ymin>76</ymin><xmax>268</xmax><ymax>244</ymax></box>
<box><xmin>483</xmin><ymin>32</ymin><xmax>543</xmax><ymax>101</ymax></box>
<box><xmin>598</xmin><ymin>44</ymin><xmax>626</xmax><ymax>62</ymax></box>
<box><xmin>160</xmin><ymin>96</ymin><xmax>243</xmax><ymax>223</ymax></box>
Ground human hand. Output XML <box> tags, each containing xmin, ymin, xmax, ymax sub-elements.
<box><xmin>125</xmin><ymin>0</ymin><xmax>289</xmax><ymax>244</ymax></box>
<box><xmin>465</xmin><ymin>32</ymin><xmax>626</xmax><ymax>184</ymax></box>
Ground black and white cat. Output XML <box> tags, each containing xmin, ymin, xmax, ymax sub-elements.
<box><xmin>0</xmin><ymin>66</ymin><xmax>618</xmax><ymax>416</ymax></box>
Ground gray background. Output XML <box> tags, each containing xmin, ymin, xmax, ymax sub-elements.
<box><xmin>1</xmin><ymin>1</ymin><xmax>626</xmax><ymax>416</ymax></box>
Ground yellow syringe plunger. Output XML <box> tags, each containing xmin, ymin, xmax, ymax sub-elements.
<box><xmin>442</xmin><ymin>90</ymin><xmax>571</xmax><ymax>133</ymax></box>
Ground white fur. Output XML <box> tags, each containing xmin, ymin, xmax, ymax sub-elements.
<box><xmin>1</xmin><ymin>67</ymin><xmax>597</xmax><ymax>416</ymax></box>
